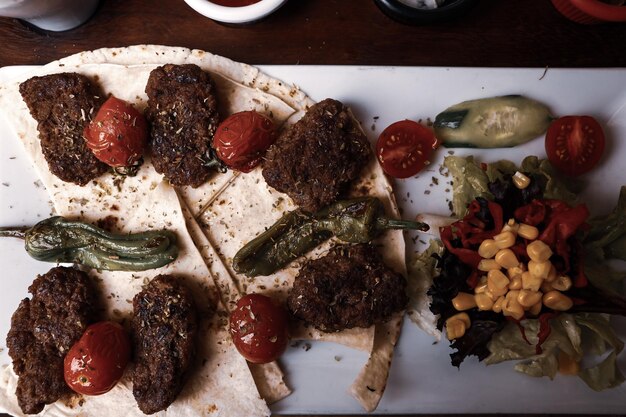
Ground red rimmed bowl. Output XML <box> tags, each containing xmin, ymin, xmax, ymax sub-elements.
<box><xmin>551</xmin><ymin>0</ymin><xmax>626</xmax><ymax>24</ymax></box>
<box><xmin>184</xmin><ymin>0</ymin><xmax>287</xmax><ymax>24</ymax></box>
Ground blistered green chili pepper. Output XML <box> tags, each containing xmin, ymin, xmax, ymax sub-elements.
<box><xmin>233</xmin><ymin>197</ymin><xmax>429</xmax><ymax>277</ymax></box>
<box><xmin>0</xmin><ymin>216</ymin><xmax>178</xmax><ymax>271</ymax></box>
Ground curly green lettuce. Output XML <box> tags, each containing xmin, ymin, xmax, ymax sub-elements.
<box><xmin>583</xmin><ymin>186</ymin><xmax>626</xmax><ymax>296</ymax></box>
<box><xmin>444</xmin><ymin>155</ymin><xmax>581</xmax><ymax>218</ymax></box>
<box><xmin>486</xmin><ymin>313</ymin><xmax>624</xmax><ymax>391</ymax></box>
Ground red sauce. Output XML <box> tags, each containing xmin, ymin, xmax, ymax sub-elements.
<box><xmin>211</xmin><ymin>0</ymin><xmax>260</xmax><ymax>6</ymax></box>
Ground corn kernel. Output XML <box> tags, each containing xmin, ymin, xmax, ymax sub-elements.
<box><xmin>518</xmin><ymin>223</ymin><xmax>539</xmax><ymax>240</ymax></box>
<box><xmin>522</xmin><ymin>271</ymin><xmax>543</xmax><ymax>292</ymax></box>
<box><xmin>502</xmin><ymin>298</ymin><xmax>525</xmax><ymax>320</ymax></box>
<box><xmin>507</xmin><ymin>264</ymin><xmax>526</xmax><ymax>279</ymax></box>
<box><xmin>529</xmin><ymin>300</ymin><xmax>542</xmax><ymax>316</ymax></box>
<box><xmin>475</xmin><ymin>293</ymin><xmax>494</xmax><ymax>311</ymax></box>
<box><xmin>517</xmin><ymin>289</ymin><xmax>543</xmax><ymax>308</ymax></box>
<box><xmin>528</xmin><ymin>260</ymin><xmax>552</xmax><ymax>280</ymax></box>
<box><xmin>513</xmin><ymin>171</ymin><xmax>531</xmax><ymax>190</ymax></box>
<box><xmin>558</xmin><ymin>351</ymin><xmax>580</xmax><ymax>376</ymax></box>
<box><xmin>484</xmin><ymin>287</ymin><xmax>500</xmax><ymax>300</ymax></box>
<box><xmin>446</xmin><ymin>313</ymin><xmax>470</xmax><ymax>340</ymax></box>
<box><xmin>493</xmin><ymin>296</ymin><xmax>505</xmax><ymax>313</ymax></box>
<box><xmin>501</xmin><ymin>219</ymin><xmax>519</xmax><ymax>235</ymax></box>
<box><xmin>478</xmin><ymin>259</ymin><xmax>501</xmax><ymax>271</ymax></box>
<box><xmin>527</xmin><ymin>240</ymin><xmax>553</xmax><ymax>262</ymax></box>
<box><xmin>551</xmin><ymin>275</ymin><xmax>572</xmax><ymax>292</ymax></box>
<box><xmin>487</xmin><ymin>269</ymin><xmax>510</xmax><ymax>295</ymax></box>
<box><xmin>446</xmin><ymin>318</ymin><xmax>466</xmax><ymax>340</ymax></box>
<box><xmin>543</xmin><ymin>291</ymin><xmax>573</xmax><ymax>311</ymax></box>
<box><xmin>452</xmin><ymin>292</ymin><xmax>477</xmax><ymax>311</ymax></box>
<box><xmin>478</xmin><ymin>239</ymin><xmax>498</xmax><ymax>259</ymax></box>
<box><xmin>475</xmin><ymin>277</ymin><xmax>488</xmax><ymax>294</ymax></box>
<box><xmin>495</xmin><ymin>248</ymin><xmax>519</xmax><ymax>269</ymax></box>
<box><xmin>449</xmin><ymin>312</ymin><xmax>471</xmax><ymax>328</ymax></box>
<box><xmin>546</xmin><ymin>264</ymin><xmax>558</xmax><ymax>282</ymax></box>
<box><xmin>494</xmin><ymin>231</ymin><xmax>516</xmax><ymax>249</ymax></box>
<box><xmin>506</xmin><ymin>289</ymin><xmax>520</xmax><ymax>300</ymax></box>
<box><xmin>509</xmin><ymin>274</ymin><xmax>522</xmax><ymax>290</ymax></box>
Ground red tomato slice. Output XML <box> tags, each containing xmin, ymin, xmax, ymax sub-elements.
<box><xmin>84</xmin><ymin>96</ymin><xmax>148</xmax><ymax>167</ymax></box>
<box><xmin>213</xmin><ymin>111</ymin><xmax>277</xmax><ymax>173</ymax></box>
<box><xmin>64</xmin><ymin>321</ymin><xmax>131</xmax><ymax>396</ymax></box>
<box><xmin>545</xmin><ymin>116</ymin><xmax>605</xmax><ymax>177</ymax></box>
<box><xmin>229</xmin><ymin>293</ymin><xmax>289</xmax><ymax>364</ymax></box>
<box><xmin>376</xmin><ymin>120</ymin><xmax>438</xmax><ymax>179</ymax></box>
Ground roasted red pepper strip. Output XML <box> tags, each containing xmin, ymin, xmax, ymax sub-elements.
<box><xmin>440</xmin><ymin>200</ymin><xmax>504</xmax><ymax>273</ymax></box>
<box><xmin>536</xmin><ymin>312</ymin><xmax>557</xmax><ymax>354</ymax></box>
<box><xmin>514</xmin><ymin>199</ymin><xmax>590</xmax><ymax>283</ymax></box>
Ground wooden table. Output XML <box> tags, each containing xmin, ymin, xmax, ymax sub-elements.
<box><xmin>0</xmin><ymin>0</ymin><xmax>625</xmax><ymax>67</ymax></box>
<box><xmin>1</xmin><ymin>1</ymin><xmax>625</xmax><ymax>417</ymax></box>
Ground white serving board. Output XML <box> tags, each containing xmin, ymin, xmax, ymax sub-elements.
<box><xmin>1</xmin><ymin>65</ymin><xmax>625</xmax><ymax>415</ymax></box>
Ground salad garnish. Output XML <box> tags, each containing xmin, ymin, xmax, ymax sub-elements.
<box><xmin>415</xmin><ymin>155</ymin><xmax>626</xmax><ymax>390</ymax></box>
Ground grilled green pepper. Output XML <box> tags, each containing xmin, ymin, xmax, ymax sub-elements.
<box><xmin>0</xmin><ymin>216</ymin><xmax>178</xmax><ymax>271</ymax></box>
<box><xmin>233</xmin><ymin>197</ymin><xmax>429</xmax><ymax>277</ymax></box>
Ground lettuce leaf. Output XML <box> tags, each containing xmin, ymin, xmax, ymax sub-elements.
<box><xmin>444</xmin><ymin>155</ymin><xmax>493</xmax><ymax>217</ymax></box>
<box><xmin>583</xmin><ymin>186</ymin><xmax>626</xmax><ymax>297</ymax></box>
<box><xmin>407</xmin><ymin>239</ymin><xmax>445</xmax><ymax>339</ymax></box>
<box><xmin>444</xmin><ymin>155</ymin><xmax>580</xmax><ymax>218</ymax></box>
<box><xmin>576</xmin><ymin>314</ymin><xmax>625</xmax><ymax>391</ymax></box>
<box><xmin>519</xmin><ymin>156</ymin><xmax>581</xmax><ymax>205</ymax></box>
<box><xmin>585</xmin><ymin>185</ymin><xmax>626</xmax><ymax>262</ymax></box>
<box><xmin>485</xmin><ymin>313</ymin><xmax>624</xmax><ymax>391</ymax></box>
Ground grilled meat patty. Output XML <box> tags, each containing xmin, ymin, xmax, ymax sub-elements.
<box><xmin>145</xmin><ymin>64</ymin><xmax>220</xmax><ymax>188</ymax></box>
<box><xmin>132</xmin><ymin>275</ymin><xmax>198</xmax><ymax>414</ymax></box>
<box><xmin>6</xmin><ymin>267</ymin><xmax>98</xmax><ymax>414</ymax></box>
<box><xmin>19</xmin><ymin>73</ymin><xmax>108</xmax><ymax>186</ymax></box>
<box><xmin>262</xmin><ymin>98</ymin><xmax>371</xmax><ymax>213</ymax></box>
<box><xmin>287</xmin><ymin>244</ymin><xmax>407</xmax><ymax>332</ymax></box>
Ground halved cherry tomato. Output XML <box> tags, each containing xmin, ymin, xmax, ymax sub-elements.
<box><xmin>545</xmin><ymin>116</ymin><xmax>605</xmax><ymax>177</ymax></box>
<box><xmin>376</xmin><ymin>120</ymin><xmax>438</xmax><ymax>179</ymax></box>
<box><xmin>229</xmin><ymin>293</ymin><xmax>289</xmax><ymax>364</ymax></box>
<box><xmin>84</xmin><ymin>96</ymin><xmax>148</xmax><ymax>167</ymax></box>
<box><xmin>64</xmin><ymin>321</ymin><xmax>131</xmax><ymax>396</ymax></box>
<box><xmin>213</xmin><ymin>111</ymin><xmax>277</xmax><ymax>173</ymax></box>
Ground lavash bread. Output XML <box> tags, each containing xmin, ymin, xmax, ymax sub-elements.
<box><xmin>0</xmin><ymin>45</ymin><xmax>409</xmax><ymax>413</ymax></box>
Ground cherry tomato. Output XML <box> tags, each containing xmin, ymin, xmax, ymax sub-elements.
<box><xmin>84</xmin><ymin>96</ymin><xmax>148</xmax><ymax>167</ymax></box>
<box><xmin>213</xmin><ymin>111</ymin><xmax>277</xmax><ymax>173</ymax></box>
<box><xmin>545</xmin><ymin>115</ymin><xmax>605</xmax><ymax>177</ymax></box>
<box><xmin>229</xmin><ymin>293</ymin><xmax>289</xmax><ymax>364</ymax></box>
<box><xmin>64</xmin><ymin>321</ymin><xmax>131</xmax><ymax>395</ymax></box>
<box><xmin>376</xmin><ymin>120</ymin><xmax>438</xmax><ymax>179</ymax></box>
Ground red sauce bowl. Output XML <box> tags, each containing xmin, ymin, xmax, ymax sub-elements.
<box><xmin>551</xmin><ymin>0</ymin><xmax>626</xmax><ymax>24</ymax></box>
<box><xmin>184</xmin><ymin>0</ymin><xmax>287</xmax><ymax>24</ymax></box>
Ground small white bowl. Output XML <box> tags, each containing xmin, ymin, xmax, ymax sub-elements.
<box><xmin>184</xmin><ymin>0</ymin><xmax>287</xmax><ymax>24</ymax></box>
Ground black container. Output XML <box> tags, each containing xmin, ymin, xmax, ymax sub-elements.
<box><xmin>374</xmin><ymin>0</ymin><xmax>478</xmax><ymax>24</ymax></box>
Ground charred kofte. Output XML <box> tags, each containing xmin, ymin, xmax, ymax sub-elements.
<box><xmin>145</xmin><ymin>64</ymin><xmax>221</xmax><ymax>188</ymax></box>
<box><xmin>19</xmin><ymin>73</ymin><xmax>108</xmax><ymax>185</ymax></box>
<box><xmin>131</xmin><ymin>274</ymin><xmax>198</xmax><ymax>414</ymax></box>
<box><xmin>288</xmin><ymin>244</ymin><xmax>408</xmax><ymax>332</ymax></box>
<box><xmin>262</xmin><ymin>99</ymin><xmax>372</xmax><ymax>213</ymax></box>
<box><xmin>6</xmin><ymin>267</ymin><xmax>98</xmax><ymax>414</ymax></box>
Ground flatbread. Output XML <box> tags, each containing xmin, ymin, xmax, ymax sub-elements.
<box><xmin>0</xmin><ymin>45</ymin><xmax>409</xmax><ymax>413</ymax></box>
<box><xmin>0</xmin><ymin>57</ymin><xmax>271</xmax><ymax>416</ymax></box>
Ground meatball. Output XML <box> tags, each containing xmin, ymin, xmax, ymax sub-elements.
<box><xmin>262</xmin><ymin>98</ymin><xmax>371</xmax><ymax>213</ymax></box>
<box><xmin>145</xmin><ymin>64</ymin><xmax>220</xmax><ymax>188</ymax></box>
<box><xmin>19</xmin><ymin>73</ymin><xmax>108</xmax><ymax>185</ymax></box>
<box><xmin>131</xmin><ymin>275</ymin><xmax>198</xmax><ymax>414</ymax></box>
<box><xmin>6</xmin><ymin>267</ymin><xmax>98</xmax><ymax>414</ymax></box>
<box><xmin>287</xmin><ymin>244</ymin><xmax>407</xmax><ymax>332</ymax></box>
